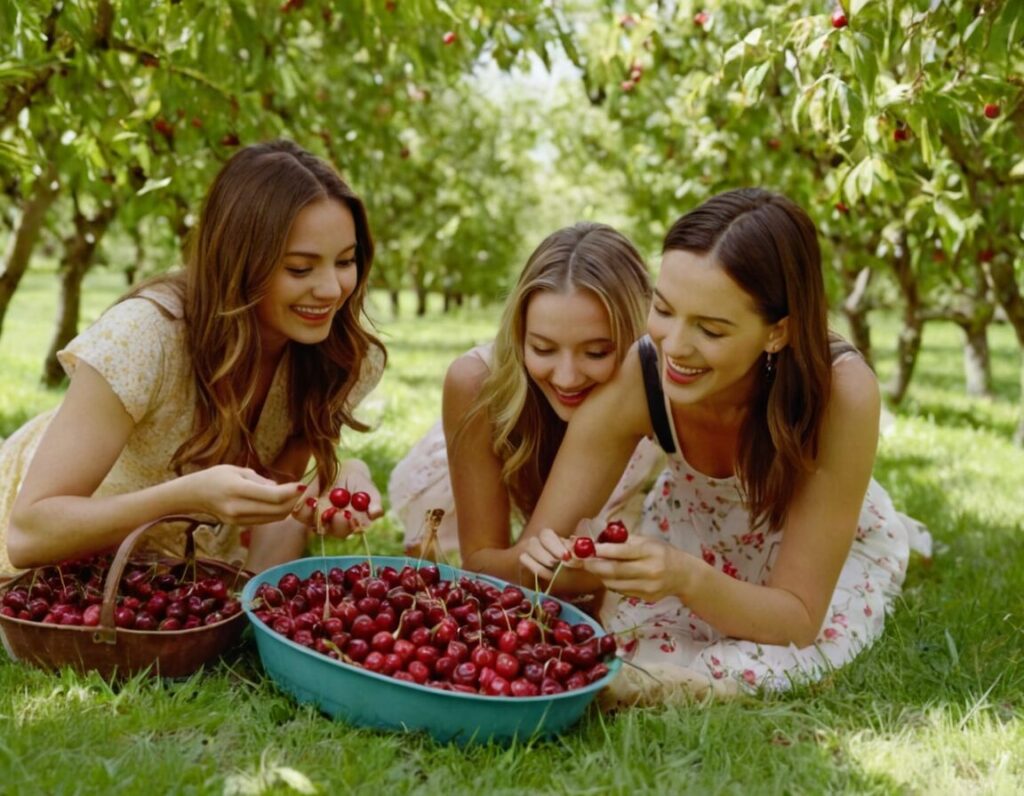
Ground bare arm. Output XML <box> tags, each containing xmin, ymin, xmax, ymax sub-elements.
<box><xmin>8</xmin><ymin>363</ymin><xmax>303</xmax><ymax>568</ymax></box>
<box><xmin>513</xmin><ymin>346</ymin><xmax>652</xmax><ymax>592</ymax></box>
<box><xmin>583</xmin><ymin>357</ymin><xmax>880</xmax><ymax>646</ymax></box>
<box><xmin>444</xmin><ymin>353</ymin><xmax>518</xmax><ymax>579</ymax></box>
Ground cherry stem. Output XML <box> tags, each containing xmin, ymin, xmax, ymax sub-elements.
<box><xmin>359</xmin><ymin>529</ymin><xmax>375</xmax><ymax>577</ymax></box>
<box><xmin>542</xmin><ymin>559</ymin><xmax>567</xmax><ymax>599</ymax></box>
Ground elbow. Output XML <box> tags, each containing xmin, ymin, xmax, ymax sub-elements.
<box><xmin>6</xmin><ymin>525</ymin><xmax>38</xmax><ymax>570</ymax></box>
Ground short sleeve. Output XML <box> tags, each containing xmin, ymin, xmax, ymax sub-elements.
<box><xmin>346</xmin><ymin>342</ymin><xmax>385</xmax><ymax>412</ymax></box>
<box><xmin>57</xmin><ymin>298</ymin><xmax>174</xmax><ymax>424</ymax></box>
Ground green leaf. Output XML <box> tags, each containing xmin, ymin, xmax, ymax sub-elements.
<box><xmin>137</xmin><ymin>176</ymin><xmax>173</xmax><ymax>196</ymax></box>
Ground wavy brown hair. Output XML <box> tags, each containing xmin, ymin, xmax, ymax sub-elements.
<box><xmin>662</xmin><ymin>188</ymin><xmax>832</xmax><ymax>532</ymax></box>
<box><xmin>460</xmin><ymin>223</ymin><xmax>651</xmax><ymax>518</ymax></box>
<box><xmin>123</xmin><ymin>140</ymin><xmax>385</xmax><ymax>490</ymax></box>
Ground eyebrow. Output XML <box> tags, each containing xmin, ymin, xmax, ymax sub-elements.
<box><xmin>526</xmin><ymin>332</ymin><xmax>614</xmax><ymax>346</ymax></box>
<box><xmin>653</xmin><ymin>288</ymin><xmax>738</xmax><ymax>327</ymax></box>
<box><xmin>284</xmin><ymin>243</ymin><xmax>357</xmax><ymax>259</ymax></box>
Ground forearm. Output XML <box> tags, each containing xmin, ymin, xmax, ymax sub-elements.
<box><xmin>8</xmin><ymin>477</ymin><xmax>202</xmax><ymax>568</ymax></box>
<box><xmin>677</xmin><ymin>553</ymin><xmax>821</xmax><ymax>647</ymax></box>
<box><xmin>245</xmin><ymin>516</ymin><xmax>308</xmax><ymax>573</ymax></box>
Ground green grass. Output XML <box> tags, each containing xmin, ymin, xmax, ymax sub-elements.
<box><xmin>1</xmin><ymin>267</ymin><xmax>1022</xmax><ymax>794</ymax></box>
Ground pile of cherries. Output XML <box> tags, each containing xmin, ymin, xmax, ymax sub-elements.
<box><xmin>252</xmin><ymin>560</ymin><xmax>620</xmax><ymax>698</ymax></box>
<box><xmin>0</xmin><ymin>556</ymin><xmax>242</xmax><ymax>631</ymax></box>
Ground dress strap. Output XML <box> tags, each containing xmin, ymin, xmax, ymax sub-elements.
<box><xmin>638</xmin><ymin>335</ymin><xmax>676</xmax><ymax>455</ymax></box>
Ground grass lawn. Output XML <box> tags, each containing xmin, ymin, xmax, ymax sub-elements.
<box><xmin>0</xmin><ymin>266</ymin><xmax>1022</xmax><ymax>794</ymax></box>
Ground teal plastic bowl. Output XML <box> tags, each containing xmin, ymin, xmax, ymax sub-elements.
<box><xmin>242</xmin><ymin>556</ymin><xmax>620</xmax><ymax>743</ymax></box>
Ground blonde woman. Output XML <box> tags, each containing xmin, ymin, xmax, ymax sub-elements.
<box><xmin>389</xmin><ymin>223</ymin><xmax>662</xmax><ymax>569</ymax></box>
<box><xmin>1</xmin><ymin>140</ymin><xmax>385</xmax><ymax>574</ymax></box>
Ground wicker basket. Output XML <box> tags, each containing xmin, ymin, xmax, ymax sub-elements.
<box><xmin>0</xmin><ymin>515</ymin><xmax>251</xmax><ymax>678</ymax></box>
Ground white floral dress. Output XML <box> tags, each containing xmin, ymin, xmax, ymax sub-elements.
<box><xmin>0</xmin><ymin>288</ymin><xmax>382</xmax><ymax>573</ymax></box>
<box><xmin>388</xmin><ymin>343</ymin><xmax>665</xmax><ymax>556</ymax></box>
<box><xmin>603</xmin><ymin>354</ymin><xmax>931</xmax><ymax>696</ymax></box>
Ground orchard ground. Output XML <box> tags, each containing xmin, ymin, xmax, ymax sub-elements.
<box><xmin>0</xmin><ymin>268</ymin><xmax>1021</xmax><ymax>794</ymax></box>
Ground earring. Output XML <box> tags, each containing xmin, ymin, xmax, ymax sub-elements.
<box><xmin>764</xmin><ymin>350</ymin><xmax>776</xmax><ymax>379</ymax></box>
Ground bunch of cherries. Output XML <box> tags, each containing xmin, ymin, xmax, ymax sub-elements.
<box><xmin>0</xmin><ymin>556</ymin><xmax>242</xmax><ymax>631</ymax></box>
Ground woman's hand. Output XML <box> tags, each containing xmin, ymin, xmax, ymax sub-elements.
<box><xmin>291</xmin><ymin>458</ymin><xmax>382</xmax><ymax>540</ymax></box>
<box><xmin>517</xmin><ymin>526</ymin><xmax>584</xmax><ymax>581</ymax></box>
<box><xmin>185</xmin><ymin>464</ymin><xmax>303</xmax><ymax>525</ymax></box>
<box><xmin>580</xmin><ymin>536</ymin><xmax>691</xmax><ymax>603</ymax></box>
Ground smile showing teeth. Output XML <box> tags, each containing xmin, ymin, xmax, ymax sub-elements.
<box><xmin>667</xmin><ymin>360</ymin><xmax>708</xmax><ymax>376</ymax></box>
<box><xmin>293</xmin><ymin>305</ymin><xmax>331</xmax><ymax>316</ymax></box>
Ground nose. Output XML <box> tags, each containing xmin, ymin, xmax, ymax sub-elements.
<box><xmin>311</xmin><ymin>267</ymin><xmax>344</xmax><ymax>302</ymax></box>
<box><xmin>550</xmin><ymin>352</ymin><xmax>583</xmax><ymax>390</ymax></box>
<box><xmin>661</xmin><ymin>322</ymin><xmax>696</xmax><ymax>358</ymax></box>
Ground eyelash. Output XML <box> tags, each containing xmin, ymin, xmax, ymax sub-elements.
<box><xmin>286</xmin><ymin>258</ymin><xmax>356</xmax><ymax>276</ymax></box>
<box><xmin>699</xmin><ymin>327</ymin><xmax>724</xmax><ymax>339</ymax></box>
<box><xmin>530</xmin><ymin>347</ymin><xmax>612</xmax><ymax>360</ymax></box>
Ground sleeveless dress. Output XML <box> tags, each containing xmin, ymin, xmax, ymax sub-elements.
<box><xmin>388</xmin><ymin>343</ymin><xmax>665</xmax><ymax>556</ymax></box>
<box><xmin>0</xmin><ymin>288</ymin><xmax>382</xmax><ymax>574</ymax></box>
<box><xmin>600</xmin><ymin>336</ymin><xmax>932</xmax><ymax>701</ymax></box>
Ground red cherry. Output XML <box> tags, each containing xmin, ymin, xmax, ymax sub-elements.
<box><xmin>831</xmin><ymin>8</ymin><xmax>848</xmax><ymax>28</ymax></box>
<box><xmin>835</xmin><ymin>201</ymin><xmax>850</xmax><ymax>214</ymax></box>
<box><xmin>442</xmin><ymin>31</ymin><xmax>457</xmax><ymax>46</ymax></box>
<box><xmin>603</xmin><ymin>521</ymin><xmax>629</xmax><ymax>544</ymax></box>
<box><xmin>350</xmin><ymin>491</ymin><xmax>371</xmax><ymax>512</ymax></box>
<box><xmin>893</xmin><ymin>128</ymin><xmax>909</xmax><ymax>142</ymax></box>
<box><xmin>573</xmin><ymin>537</ymin><xmax>596</xmax><ymax>559</ymax></box>
<box><xmin>620</xmin><ymin>79</ymin><xmax>636</xmax><ymax>92</ymax></box>
<box><xmin>979</xmin><ymin>249</ymin><xmax>995</xmax><ymax>263</ymax></box>
<box><xmin>329</xmin><ymin>488</ymin><xmax>351</xmax><ymax>508</ymax></box>
<box><xmin>693</xmin><ymin>11</ymin><xmax>709</xmax><ymax>27</ymax></box>
<box><xmin>984</xmin><ymin>103</ymin><xmax>1000</xmax><ymax>119</ymax></box>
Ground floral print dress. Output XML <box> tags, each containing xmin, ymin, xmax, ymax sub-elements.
<box><xmin>601</xmin><ymin>353</ymin><xmax>931</xmax><ymax>696</ymax></box>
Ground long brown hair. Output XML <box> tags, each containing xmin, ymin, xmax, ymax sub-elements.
<box><xmin>124</xmin><ymin>140</ymin><xmax>385</xmax><ymax>489</ymax></box>
<box><xmin>662</xmin><ymin>188</ymin><xmax>832</xmax><ymax>531</ymax></box>
<box><xmin>463</xmin><ymin>223</ymin><xmax>651</xmax><ymax>518</ymax></box>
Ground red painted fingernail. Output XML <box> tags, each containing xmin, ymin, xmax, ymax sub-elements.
<box><xmin>321</xmin><ymin>506</ymin><xmax>338</xmax><ymax>523</ymax></box>
<box><xmin>343</xmin><ymin>509</ymin><xmax>352</xmax><ymax>520</ymax></box>
<box><xmin>296</xmin><ymin>484</ymin><xmax>307</xmax><ymax>492</ymax></box>
<box><xmin>305</xmin><ymin>497</ymin><xmax>317</xmax><ymax>508</ymax></box>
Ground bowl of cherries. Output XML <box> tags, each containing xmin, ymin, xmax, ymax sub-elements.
<box><xmin>243</xmin><ymin>521</ymin><xmax>630</xmax><ymax>743</ymax></box>
<box><xmin>0</xmin><ymin>515</ymin><xmax>250</xmax><ymax>678</ymax></box>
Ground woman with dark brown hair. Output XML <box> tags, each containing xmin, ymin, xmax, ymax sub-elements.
<box><xmin>510</xmin><ymin>188</ymin><xmax>929</xmax><ymax>702</ymax></box>
<box><xmin>0</xmin><ymin>140</ymin><xmax>385</xmax><ymax>574</ymax></box>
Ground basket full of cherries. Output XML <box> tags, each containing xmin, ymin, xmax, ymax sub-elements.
<box><xmin>0</xmin><ymin>515</ymin><xmax>250</xmax><ymax>678</ymax></box>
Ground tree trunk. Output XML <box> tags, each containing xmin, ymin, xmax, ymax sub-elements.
<box><xmin>415</xmin><ymin>284</ymin><xmax>427</xmax><ymax>317</ymax></box>
<box><xmin>839</xmin><ymin>265</ymin><xmax>873</xmax><ymax>368</ymax></box>
<box><xmin>984</xmin><ymin>257</ymin><xmax>1024</xmax><ymax>445</ymax></box>
<box><xmin>443</xmin><ymin>291</ymin><xmax>452</xmax><ymax>313</ymax></box>
<box><xmin>41</xmin><ymin>201</ymin><xmax>116</xmax><ymax>387</ymax></box>
<box><xmin>885</xmin><ymin>233</ymin><xmax>923</xmax><ymax>405</ymax></box>
<box><xmin>956</xmin><ymin>315</ymin><xmax>993</xmax><ymax>399</ymax></box>
<box><xmin>0</xmin><ymin>165</ymin><xmax>60</xmax><ymax>341</ymax></box>
<box><xmin>389</xmin><ymin>289</ymin><xmax>400</xmax><ymax>319</ymax></box>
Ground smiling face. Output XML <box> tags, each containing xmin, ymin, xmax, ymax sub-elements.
<box><xmin>523</xmin><ymin>287</ymin><xmax>618</xmax><ymax>421</ymax></box>
<box><xmin>255</xmin><ymin>199</ymin><xmax>359</xmax><ymax>355</ymax></box>
<box><xmin>648</xmin><ymin>249</ymin><xmax>789</xmax><ymax>409</ymax></box>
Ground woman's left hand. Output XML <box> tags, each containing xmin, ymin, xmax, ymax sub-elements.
<box><xmin>291</xmin><ymin>459</ymin><xmax>383</xmax><ymax>539</ymax></box>
<box><xmin>580</xmin><ymin>536</ymin><xmax>691</xmax><ymax>603</ymax></box>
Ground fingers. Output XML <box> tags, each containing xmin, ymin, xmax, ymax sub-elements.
<box><xmin>517</xmin><ymin>533</ymin><xmax>564</xmax><ymax>581</ymax></box>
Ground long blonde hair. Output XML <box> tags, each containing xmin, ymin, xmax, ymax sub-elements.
<box><xmin>465</xmin><ymin>223</ymin><xmax>651</xmax><ymax>518</ymax></box>
<box><xmin>123</xmin><ymin>140</ymin><xmax>385</xmax><ymax>489</ymax></box>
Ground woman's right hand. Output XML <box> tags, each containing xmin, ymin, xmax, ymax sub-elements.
<box><xmin>186</xmin><ymin>464</ymin><xmax>304</xmax><ymax>525</ymax></box>
<box><xmin>517</xmin><ymin>526</ymin><xmax>581</xmax><ymax>581</ymax></box>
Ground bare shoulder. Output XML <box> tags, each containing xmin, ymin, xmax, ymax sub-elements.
<box><xmin>575</xmin><ymin>341</ymin><xmax>651</xmax><ymax>436</ymax></box>
<box><xmin>830</xmin><ymin>355</ymin><xmax>880</xmax><ymax>422</ymax></box>
<box><xmin>820</xmin><ymin>356</ymin><xmax>881</xmax><ymax>460</ymax></box>
<box><xmin>444</xmin><ymin>350</ymin><xmax>491</xmax><ymax>403</ymax></box>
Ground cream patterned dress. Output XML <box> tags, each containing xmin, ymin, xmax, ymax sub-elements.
<box><xmin>388</xmin><ymin>343</ymin><xmax>665</xmax><ymax>556</ymax></box>
<box><xmin>602</xmin><ymin>357</ymin><xmax>932</xmax><ymax>699</ymax></box>
<box><xmin>0</xmin><ymin>288</ymin><xmax>382</xmax><ymax>573</ymax></box>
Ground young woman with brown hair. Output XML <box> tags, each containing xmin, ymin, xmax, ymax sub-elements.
<box><xmin>0</xmin><ymin>140</ymin><xmax>385</xmax><ymax>574</ymax></box>
<box><xmin>388</xmin><ymin>222</ymin><xmax>662</xmax><ymax>565</ymax></box>
<box><xmin>510</xmin><ymin>189</ymin><xmax>929</xmax><ymax>700</ymax></box>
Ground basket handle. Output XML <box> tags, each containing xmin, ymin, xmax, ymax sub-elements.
<box><xmin>94</xmin><ymin>514</ymin><xmax>218</xmax><ymax>644</ymax></box>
